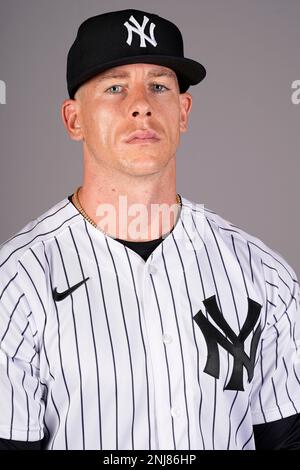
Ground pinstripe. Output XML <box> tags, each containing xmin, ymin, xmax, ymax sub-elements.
<box><xmin>0</xmin><ymin>272</ymin><xmax>18</xmax><ymax>300</ymax></box>
<box><xmin>292</xmin><ymin>363</ymin><xmax>300</xmax><ymax>387</ymax></box>
<box><xmin>29</xmin><ymin>349</ymin><xmax>37</xmax><ymax>364</ymax></box>
<box><xmin>85</xmin><ymin>225</ymin><xmax>117</xmax><ymax>450</ymax></box>
<box><xmin>279</xmin><ymin>279</ymin><xmax>297</xmax><ymax>305</ymax></box>
<box><xmin>182</xmin><ymin>214</ymin><xmax>206</xmax><ymax>448</ymax></box>
<box><xmin>150</xmin><ymin>272</ymin><xmax>176</xmax><ymax>449</ymax></box>
<box><xmin>18</xmin><ymin>262</ymin><xmax>54</xmax><ymax>381</ymax></box>
<box><xmin>163</xmin><ymin>237</ymin><xmax>191</xmax><ymax>449</ymax></box>
<box><xmin>271</xmin><ymin>377</ymin><xmax>283</xmax><ymax>419</ymax></box>
<box><xmin>1</xmin><ymin>293</ymin><xmax>25</xmax><ymax>344</ymax></box>
<box><xmin>29</xmin><ymin>248</ymin><xmax>46</xmax><ymax>274</ymax></box>
<box><xmin>21</xmin><ymin>321</ymin><xmax>30</xmax><ymax>336</ymax></box>
<box><xmin>190</xmin><ymin>212</ymin><xmax>227</xmax><ymax>448</ymax></box>
<box><xmin>260</xmin><ymin>262</ymin><xmax>270</xmax><ymax>331</ymax></box>
<box><xmin>33</xmin><ymin>381</ymin><xmax>39</xmax><ymax>400</ymax></box>
<box><xmin>32</xmin><ymin>380</ymin><xmax>43</xmax><ymax>441</ymax></box>
<box><xmin>38</xmin><ymin>405</ymin><xmax>42</xmax><ymax>441</ymax></box>
<box><xmin>123</xmin><ymin>245</ymin><xmax>152</xmax><ymax>449</ymax></box>
<box><xmin>55</xmin><ymin>234</ymin><xmax>85</xmax><ymax>449</ymax></box>
<box><xmin>40</xmin><ymin>381</ymin><xmax>50</xmax><ymax>443</ymax></box>
<box><xmin>235</xmin><ymin>399</ymin><xmax>250</xmax><ymax>446</ymax></box>
<box><xmin>282</xmin><ymin>357</ymin><xmax>298</xmax><ymax>414</ymax></box>
<box><xmin>229</xmin><ymin>236</ymin><xmax>255</xmax><ymax>447</ymax></box>
<box><xmin>207</xmin><ymin>218</ymin><xmax>253</xmax><ymax>447</ymax></box>
<box><xmin>278</xmin><ymin>294</ymin><xmax>293</xmax><ymax>337</ymax></box>
<box><xmin>21</xmin><ymin>371</ymin><xmax>30</xmax><ymax>441</ymax></box>
<box><xmin>278</xmin><ymin>275</ymin><xmax>297</xmax><ymax>302</ymax></box>
<box><xmin>258</xmin><ymin>338</ymin><xmax>267</xmax><ymax>423</ymax></box>
<box><xmin>231</xmin><ymin>235</ymin><xmax>249</xmax><ymax>297</ymax></box>
<box><xmin>242</xmin><ymin>429</ymin><xmax>253</xmax><ymax>449</ymax></box>
<box><xmin>207</xmin><ymin>219</ymin><xmax>241</xmax><ymax>331</ymax></box>
<box><xmin>292</xmin><ymin>323</ymin><xmax>299</xmax><ymax>360</ymax></box>
<box><xmin>227</xmin><ymin>391</ymin><xmax>239</xmax><ymax>449</ymax></box>
<box><xmin>6</xmin><ymin>356</ymin><xmax>14</xmax><ymax>439</ymax></box>
<box><xmin>105</xmin><ymin>236</ymin><xmax>136</xmax><ymax>449</ymax></box>
<box><xmin>247</xmin><ymin>243</ymin><xmax>254</xmax><ymax>283</ymax></box>
<box><xmin>217</xmin><ymin>227</ymin><xmax>240</xmax><ymax>235</ymax></box>
<box><xmin>212</xmin><ymin>380</ymin><xmax>217</xmax><ymax>450</ymax></box>
<box><xmin>70</xmin><ymin>224</ymin><xmax>103</xmax><ymax>449</ymax></box>
<box><xmin>44</xmin><ymin>239</ymin><xmax>71</xmax><ymax>450</ymax></box>
<box><xmin>249</xmin><ymin>241</ymin><xmax>295</xmax><ymax>283</ymax></box>
<box><xmin>12</xmin><ymin>337</ymin><xmax>24</xmax><ymax>360</ymax></box>
<box><xmin>50</xmin><ymin>391</ymin><xmax>61</xmax><ymax>450</ymax></box>
<box><xmin>262</xmin><ymin>261</ymin><xmax>278</xmax><ymax>273</ymax></box>
<box><xmin>273</xmin><ymin>323</ymin><xmax>279</xmax><ymax>369</ymax></box>
<box><xmin>266</xmin><ymin>281</ymin><xmax>279</xmax><ymax>289</ymax></box>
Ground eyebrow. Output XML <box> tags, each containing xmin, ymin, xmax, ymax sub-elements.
<box><xmin>96</xmin><ymin>69</ymin><xmax>177</xmax><ymax>82</ymax></box>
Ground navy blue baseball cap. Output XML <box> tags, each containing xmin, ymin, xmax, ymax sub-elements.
<box><xmin>67</xmin><ymin>9</ymin><xmax>206</xmax><ymax>98</ymax></box>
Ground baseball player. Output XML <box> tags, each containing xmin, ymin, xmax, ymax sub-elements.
<box><xmin>0</xmin><ymin>9</ymin><xmax>300</xmax><ymax>450</ymax></box>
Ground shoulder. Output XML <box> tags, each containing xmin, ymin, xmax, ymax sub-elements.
<box><xmin>0</xmin><ymin>197</ymin><xmax>81</xmax><ymax>279</ymax></box>
<box><xmin>181</xmin><ymin>196</ymin><xmax>299</xmax><ymax>295</ymax></box>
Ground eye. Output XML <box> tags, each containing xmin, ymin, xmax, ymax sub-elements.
<box><xmin>106</xmin><ymin>85</ymin><xmax>123</xmax><ymax>94</ymax></box>
<box><xmin>152</xmin><ymin>84</ymin><xmax>169</xmax><ymax>93</ymax></box>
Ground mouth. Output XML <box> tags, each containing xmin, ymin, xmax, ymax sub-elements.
<box><xmin>128</xmin><ymin>138</ymin><xmax>160</xmax><ymax>144</ymax></box>
<box><xmin>125</xmin><ymin>129</ymin><xmax>161</xmax><ymax>144</ymax></box>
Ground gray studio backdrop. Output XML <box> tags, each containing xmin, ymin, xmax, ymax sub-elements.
<box><xmin>0</xmin><ymin>0</ymin><xmax>299</xmax><ymax>276</ymax></box>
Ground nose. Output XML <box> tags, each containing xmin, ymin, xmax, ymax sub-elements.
<box><xmin>128</xmin><ymin>88</ymin><xmax>152</xmax><ymax>118</ymax></box>
<box><xmin>132</xmin><ymin>110</ymin><xmax>151</xmax><ymax>117</ymax></box>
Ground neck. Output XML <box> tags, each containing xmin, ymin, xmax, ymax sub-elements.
<box><xmin>75</xmin><ymin>162</ymin><xmax>180</xmax><ymax>242</ymax></box>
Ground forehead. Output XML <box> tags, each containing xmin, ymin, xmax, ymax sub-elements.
<box><xmin>95</xmin><ymin>63</ymin><xmax>178</xmax><ymax>81</ymax></box>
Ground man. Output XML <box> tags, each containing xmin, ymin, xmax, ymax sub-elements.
<box><xmin>0</xmin><ymin>9</ymin><xmax>299</xmax><ymax>450</ymax></box>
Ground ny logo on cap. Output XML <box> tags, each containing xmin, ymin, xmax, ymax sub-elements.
<box><xmin>124</xmin><ymin>15</ymin><xmax>157</xmax><ymax>48</ymax></box>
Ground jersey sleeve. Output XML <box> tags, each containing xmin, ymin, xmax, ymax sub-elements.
<box><xmin>250</xmin><ymin>261</ymin><xmax>300</xmax><ymax>425</ymax></box>
<box><xmin>0</xmin><ymin>261</ymin><xmax>45</xmax><ymax>441</ymax></box>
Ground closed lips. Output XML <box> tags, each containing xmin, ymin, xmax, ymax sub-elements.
<box><xmin>125</xmin><ymin>130</ymin><xmax>160</xmax><ymax>143</ymax></box>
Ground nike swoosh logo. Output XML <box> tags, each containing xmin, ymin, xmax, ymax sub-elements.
<box><xmin>52</xmin><ymin>277</ymin><xmax>90</xmax><ymax>302</ymax></box>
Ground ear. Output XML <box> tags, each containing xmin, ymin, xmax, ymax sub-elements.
<box><xmin>61</xmin><ymin>99</ymin><xmax>83</xmax><ymax>141</ymax></box>
<box><xmin>179</xmin><ymin>92</ymin><xmax>193</xmax><ymax>133</ymax></box>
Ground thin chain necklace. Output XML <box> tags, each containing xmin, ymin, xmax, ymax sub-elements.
<box><xmin>72</xmin><ymin>186</ymin><xmax>182</xmax><ymax>237</ymax></box>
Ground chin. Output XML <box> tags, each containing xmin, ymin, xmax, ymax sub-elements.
<box><xmin>121</xmin><ymin>160</ymin><xmax>165</xmax><ymax>176</ymax></box>
<box><xmin>125</xmin><ymin>165</ymin><xmax>163</xmax><ymax>177</ymax></box>
<box><xmin>120</xmin><ymin>153</ymin><xmax>165</xmax><ymax>168</ymax></box>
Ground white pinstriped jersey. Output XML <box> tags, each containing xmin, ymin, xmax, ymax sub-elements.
<box><xmin>0</xmin><ymin>195</ymin><xmax>300</xmax><ymax>450</ymax></box>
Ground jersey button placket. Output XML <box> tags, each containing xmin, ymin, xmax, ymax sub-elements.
<box><xmin>162</xmin><ymin>334</ymin><xmax>173</xmax><ymax>344</ymax></box>
<box><xmin>148</xmin><ymin>264</ymin><xmax>157</xmax><ymax>275</ymax></box>
<box><xmin>143</xmin><ymin>262</ymin><xmax>177</xmax><ymax>449</ymax></box>
<box><xmin>171</xmin><ymin>406</ymin><xmax>181</xmax><ymax>419</ymax></box>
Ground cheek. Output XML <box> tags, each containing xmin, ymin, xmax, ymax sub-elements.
<box><xmin>164</xmin><ymin>105</ymin><xmax>181</xmax><ymax>142</ymax></box>
<box><xmin>84</xmin><ymin>107</ymin><xmax>115</xmax><ymax>148</ymax></box>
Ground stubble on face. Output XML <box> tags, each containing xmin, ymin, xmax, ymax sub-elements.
<box><xmin>74</xmin><ymin>64</ymin><xmax>187</xmax><ymax>180</ymax></box>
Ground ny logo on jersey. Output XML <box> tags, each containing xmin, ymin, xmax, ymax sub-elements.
<box><xmin>124</xmin><ymin>15</ymin><xmax>157</xmax><ymax>48</ymax></box>
<box><xmin>193</xmin><ymin>295</ymin><xmax>262</xmax><ymax>391</ymax></box>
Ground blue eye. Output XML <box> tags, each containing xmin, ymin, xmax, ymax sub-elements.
<box><xmin>107</xmin><ymin>85</ymin><xmax>123</xmax><ymax>94</ymax></box>
<box><xmin>152</xmin><ymin>84</ymin><xmax>169</xmax><ymax>93</ymax></box>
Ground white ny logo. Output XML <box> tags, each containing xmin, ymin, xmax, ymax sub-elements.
<box><xmin>124</xmin><ymin>15</ymin><xmax>157</xmax><ymax>48</ymax></box>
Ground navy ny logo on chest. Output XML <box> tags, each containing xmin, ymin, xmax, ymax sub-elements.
<box><xmin>193</xmin><ymin>295</ymin><xmax>262</xmax><ymax>391</ymax></box>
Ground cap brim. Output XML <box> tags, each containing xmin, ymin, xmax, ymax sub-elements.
<box><xmin>68</xmin><ymin>55</ymin><xmax>206</xmax><ymax>98</ymax></box>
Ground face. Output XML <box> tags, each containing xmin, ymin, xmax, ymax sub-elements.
<box><xmin>63</xmin><ymin>63</ymin><xmax>192</xmax><ymax>177</ymax></box>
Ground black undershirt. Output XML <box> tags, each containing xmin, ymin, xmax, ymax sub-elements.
<box><xmin>1</xmin><ymin>196</ymin><xmax>299</xmax><ymax>449</ymax></box>
<box><xmin>67</xmin><ymin>194</ymin><xmax>173</xmax><ymax>262</ymax></box>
